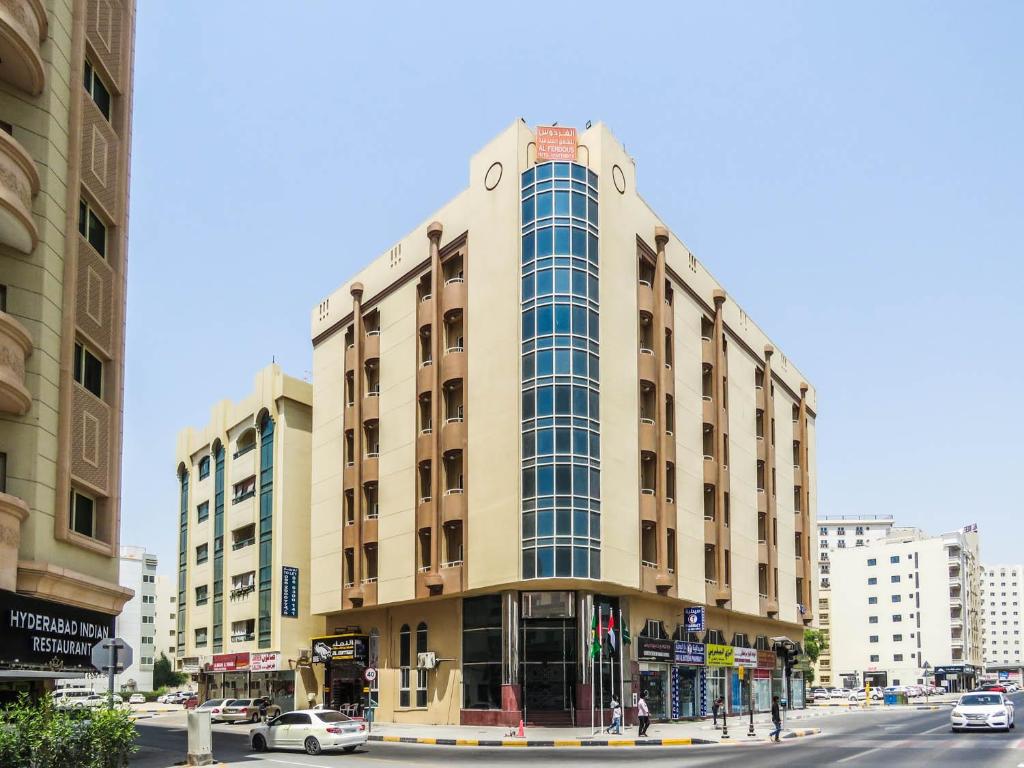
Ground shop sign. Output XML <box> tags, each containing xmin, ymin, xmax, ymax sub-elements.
<box><xmin>706</xmin><ymin>644</ymin><xmax>734</xmax><ymax>667</ymax></box>
<box><xmin>673</xmin><ymin>641</ymin><xmax>705</xmax><ymax>665</ymax></box>
<box><xmin>535</xmin><ymin>126</ymin><xmax>578</xmax><ymax>162</ymax></box>
<box><xmin>0</xmin><ymin>590</ymin><xmax>114</xmax><ymax>670</ymax></box>
<box><xmin>281</xmin><ymin>566</ymin><xmax>299</xmax><ymax>618</ymax></box>
<box><xmin>733</xmin><ymin>647</ymin><xmax>758</xmax><ymax>668</ymax></box>
<box><xmin>250</xmin><ymin>652</ymin><xmax>280</xmax><ymax>672</ymax></box>
<box><xmin>754</xmin><ymin>669</ymin><xmax>771</xmax><ymax>680</ymax></box>
<box><xmin>311</xmin><ymin>634</ymin><xmax>369</xmax><ymax>664</ymax></box>
<box><xmin>683</xmin><ymin>606</ymin><xmax>704</xmax><ymax>632</ymax></box>
<box><xmin>756</xmin><ymin>650</ymin><xmax>776</xmax><ymax>669</ymax></box>
<box><xmin>637</xmin><ymin>637</ymin><xmax>673</xmax><ymax>661</ymax></box>
<box><xmin>670</xmin><ymin>666</ymin><xmax>681</xmax><ymax>719</ymax></box>
<box><xmin>208</xmin><ymin>652</ymin><xmax>250</xmax><ymax>672</ymax></box>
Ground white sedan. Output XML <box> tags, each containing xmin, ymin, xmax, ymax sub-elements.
<box><xmin>250</xmin><ymin>709</ymin><xmax>368</xmax><ymax>756</ymax></box>
<box><xmin>848</xmin><ymin>687</ymin><xmax>883</xmax><ymax>702</ymax></box>
<box><xmin>951</xmin><ymin>692</ymin><xmax>1015</xmax><ymax>733</ymax></box>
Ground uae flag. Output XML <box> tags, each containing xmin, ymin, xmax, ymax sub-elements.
<box><xmin>605</xmin><ymin>611</ymin><xmax>617</xmax><ymax>652</ymax></box>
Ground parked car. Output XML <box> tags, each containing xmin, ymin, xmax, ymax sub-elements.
<box><xmin>905</xmin><ymin>685</ymin><xmax>924</xmax><ymax>698</ymax></box>
<box><xmin>829</xmin><ymin>687</ymin><xmax>851</xmax><ymax>699</ymax></box>
<box><xmin>82</xmin><ymin>694</ymin><xmax>124</xmax><ymax>709</ymax></box>
<box><xmin>194</xmin><ymin>699</ymin><xmax>227</xmax><ymax>718</ymax></box>
<box><xmin>983</xmin><ymin>684</ymin><xmax>1008</xmax><ymax>694</ymax></box>
<box><xmin>183</xmin><ymin>694</ymin><xmax>200</xmax><ymax>710</ymax></box>
<box><xmin>811</xmin><ymin>687</ymin><xmax>830</xmax><ymax>701</ymax></box>
<box><xmin>128</xmin><ymin>693</ymin><xmax>146</xmax><ymax>705</ymax></box>
<box><xmin>217</xmin><ymin>698</ymin><xmax>263</xmax><ymax>724</ymax></box>
<box><xmin>53</xmin><ymin>689</ymin><xmax>95</xmax><ymax>710</ymax></box>
<box><xmin>951</xmin><ymin>692</ymin><xmax>1015</xmax><ymax>732</ymax></box>
<box><xmin>849</xmin><ymin>687</ymin><xmax>883</xmax><ymax>702</ymax></box>
<box><xmin>250</xmin><ymin>710</ymin><xmax>367</xmax><ymax>756</ymax></box>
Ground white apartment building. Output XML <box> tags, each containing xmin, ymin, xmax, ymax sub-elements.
<box><xmin>829</xmin><ymin>527</ymin><xmax>982</xmax><ymax>692</ymax></box>
<box><xmin>114</xmin><ymin>547</ymin><xmax>158</xmax><ymax>691</ymax></box>
<box><xmin>154</xmin><ymin>574</ymin><xmax>177</xmax><ymax>662</ymax></box>
<box><xmin>982</xmin><ymin>565</ymin><xmax>1024</xmax><ymax>681</ymax></box>
<box><xmin>814</xmin><ymin>515</ymin><xmax>894</xmax><ymax>687</ymax></box>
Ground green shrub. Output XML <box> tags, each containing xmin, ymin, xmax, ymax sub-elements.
<box><xmin>0</xmin><ymin>694</ymin><xmax>137</xmax><ymax>768</ymax></box>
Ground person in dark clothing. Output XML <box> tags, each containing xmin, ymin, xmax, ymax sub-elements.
<box><xmin>770</xmin><ymin>695</ymin><xmax>783</xmax><ymax>742</ymax></box>
<box><xmin>712</xmin><ymin>696</ymin><xmax>722</xmax><ymax>727</ymax></box>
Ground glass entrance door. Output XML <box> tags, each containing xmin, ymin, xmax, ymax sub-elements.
<box><xmin>521</xmin><ymin>618</ymin><xmax>577</xmax><ymax>711</ymax></box>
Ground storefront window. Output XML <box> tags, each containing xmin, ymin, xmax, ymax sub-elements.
<box><xmin>707</xmin><ymin>667</ymin><xmax>726</xmax><ymax>714</ymax></box>
<box><xmin>462</xmin><ymin>595</ymin><xmax>502</xmax><ymax>709</ymax></box>
<box><xmin>416</xmin><ymin>623</ymin><xmax>428</xmax><ymax>707</ymax></box>
<box><xmin>640</xmin><ymin>663</ymin><xmax>669</xmax><ymax>719</ymax></box>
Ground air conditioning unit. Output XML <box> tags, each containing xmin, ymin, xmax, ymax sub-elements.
<box><xmin>417</xmin><ymin>652</ymin><xmax>437</xmax><ymax>670</ymax></box>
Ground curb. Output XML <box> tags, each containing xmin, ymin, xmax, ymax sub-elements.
<box><xmin>367</xmin><ymin>728</ymin><xmax>821</xmax><ymax>748</ymax></box>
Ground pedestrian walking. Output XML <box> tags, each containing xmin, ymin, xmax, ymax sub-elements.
<box><xmin>637</xmin><ymin>690</ymin><xmax>651</xmax><ymax>737</ymax></box>
<box><xmin>604</xmin><ymin>695</ymin><xmax>622</xmax><ymax>735</ymax></box>
<box><xmin>769</xmin><ymin>695</ymin><xmax>783</xmax><ymax>742</ymax></box>
<box><xmin>712</xmin><ymin>696</ymin><xmax>722</xmax><ymax>727</ymax></box>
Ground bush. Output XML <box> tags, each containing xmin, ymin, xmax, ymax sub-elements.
<box><xmin>120</xmin><ymin>688</ymin><xmax>167</xmax><ymax>702</ymax></box>
<box><xmin>0</xmin><ymin>694</ymin><xmax>136</xmax><ymax>768</ymax></box>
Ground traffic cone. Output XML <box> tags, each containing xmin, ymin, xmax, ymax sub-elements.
<box><xmin>517</xmin><ymin>719</ymin><xmax>525</xmax><ymax>738</ymax></box>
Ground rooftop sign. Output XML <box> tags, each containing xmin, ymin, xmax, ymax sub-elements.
<box><xmin>536</xmin><ymin>126</ymin><xmax>577</xmax><ymax>162</ymax></box>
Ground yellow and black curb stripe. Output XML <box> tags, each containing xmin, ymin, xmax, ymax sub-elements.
<box><xmin>368</xmin><ymin>728</ymin><xmax>820</xmax><ymax>747</ymax></box>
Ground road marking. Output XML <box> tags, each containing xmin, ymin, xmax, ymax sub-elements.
<box><xmin>837</xmin><ymin>746</ymin><xmax>885</xmax><ymax>763</ymax></box>
<box><xmin>263</xmin><ymin>759</ymin><xmax>335</xmax><ymax>768</ymax></box>
<box><xmin>922</xmin><ymin>723</ymin><xmax>953</xmax><ymax>734</ymax></box>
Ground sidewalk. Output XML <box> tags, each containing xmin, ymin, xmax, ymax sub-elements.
<box><xmin>365</xmin><ymin>715</ymin><xmax>821</xmax><ymax>748</ymax></box>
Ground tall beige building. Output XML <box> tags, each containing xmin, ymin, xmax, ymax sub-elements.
<box><xmin>174</xmin><ymin>365</ymin><xmax>322</xmax><ymax>712</ymax></box>
<box><xmin>0</xmin><ymin>0</ymin><xmax>135</xmax><ymax>698</ymax></box>
<box><xmin>308</xmin><ymin>122</ymin><xmax>818</xmax><ymax>725</ymax></box>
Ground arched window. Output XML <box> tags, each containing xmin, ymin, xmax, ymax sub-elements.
<box><xmin>416</xmin><ymin>622</ymin><xmax>428</xmax><ymax>707</ymax></box>
<box><xmin>399</xmin><ymin>624</ymin><xmax>410</xmax><ymax>707</ymax></box>
<box><xmin>234</xmin><ymin>428</ymin><xmax>256</xmax><ymax>458</ymax></box>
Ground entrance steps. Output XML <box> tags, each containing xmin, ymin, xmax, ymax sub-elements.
<box><xmin>524</xmin><ymin>710</ymin><xmax>574</xmax><ymax>727</ymax></box>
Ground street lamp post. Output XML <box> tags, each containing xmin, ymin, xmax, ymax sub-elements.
<box><xmin>922</xmin><ymin>661</ymin><xmax>932</xmax><ymax>704</ymax></box>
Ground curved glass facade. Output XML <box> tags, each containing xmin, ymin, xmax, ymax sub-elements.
<box><xmin>520</xmin><ymin>161</ymin><xmax>600</xmax><ymax>579</ymax></box>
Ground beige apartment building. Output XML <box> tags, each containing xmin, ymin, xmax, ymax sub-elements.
<box><xmin>0</xmin><ymin>0</ymin><xmax>135</xmax><ymax>699</ymax></box>
<box><xmin>174</xmin><ymin>365</ymin><xmax>323</xmax><ymax>712</ymax></box>
<box><xmin>307</xmin><ymin>122</ymin><xmax>818</xmax><ymax>725</ymax></box>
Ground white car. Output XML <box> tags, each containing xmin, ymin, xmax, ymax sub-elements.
<box><xmin>829</xmin><ymin>687</ymin><xmax>851</xmax><ymax>699</ymax></box>
<box><xmin>250</xmin><ymin>709</ymin><xmax>367</xmax><ymax>756</ymax></box>
<box><xmin>83</xmin><ymin>694</ymin><xmax>124</xmax><ymax>709</ymax></box>
<box><xmin>951</xmin><ymin>692</ymin><xmax>1015</xmax><ymax>732</ymax></box>
<box><xmin>811</xmin><ymin>688</ymin><xmax>830</xmax><ymax>701</ymax></box>
<box><xmin>128</xmin><ymin>693</ymin><xmax>146</xmax><ymax>705</ymax></box>
<box><xmin>849</xmin><ymin>687</ymin><xmax>883</xmax><ymax>702</ymax></box>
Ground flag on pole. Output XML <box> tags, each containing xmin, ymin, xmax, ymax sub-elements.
<box><xmin>590</xmin><ymin>606</ymin><xmax>601</xmax><ymax>658</ymax></box>
<box><xmin>606</xmin><ymin>610</ymin><xmax>617</xmax><ymax>652</ymax></box>
<box><xmin>622</xmin><ymin>623</ymin><xmax>632</xmax><ymax>645</ymax></box>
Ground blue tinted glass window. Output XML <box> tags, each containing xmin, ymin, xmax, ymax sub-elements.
<box><xmin>522</xmin><ymin>274</ymin><xmax>535</xmax><ymax>301</ymax></box>
<box><xmin>522</xmin><ymin>510</ymin><xmax>535</xmax><ymax>538</ymax></box>
<box><xmin>587</xmin><ymin>169</ymin><xmax>598</xmax><ymax>187</ymax></box>
<box><xmin>537</xmin><ymin>349</ymin><xmax>553</xmax><ymax>376</ymax></box>
<box><xmin>522</xmin><ymin>309</ymin><xmax>534</xmax><ymax>341</ymax></box>
<box><xmin>555</xmin><ymin>268</ymin><xmax>570</xmax><ymax>294</ymax></box>
<box><xmin>572</xmin><ymin>164</ymin><xmax>586</xmax><ymax>182</ymax></box>
<box><xmin>537</xmin><ymin>386</ymin><xmax>553</xmax><ymax>416</ymax></box>
<box><xmin>522</xmin><ymin>469</ymin><xmax>535</xmax><ymax>498</ymax></box>
<box><xmin>537</xmin><ymin>164</ymin><xmax>553</xmax><ymax>181</ymax></box>
<box><xmin>537</xmin><ymin>227</ymin><xmax>553</xmax><ymax>256</ymax></box>
<box><xmin>573</xmin><ymin>350</ymin><xmax>587</xmax><ymax>378</ymax></box>
<box><xmin>522</xmin><ymin>432</ymin><xmax>535</xmax><ymax>459</ymax></box>
<box><xmin>555</xmin><ymin>349</ymin><xmax>570</xmax><ymax>374</ymax></box>
<box><xmin>523</xmin><ymin>550</ymin><xmax>535</xmax><ymax>579</ymax></box>
<box><xmin>555</xmin><ymin>428</ymin><xmax>571</xmax><ymax>454</ymax></box>
<box><xmin>522</xmin><ymin>389</ymin><xmax>534</xmax><ymax>419</ymax></box>
<box><xmin>571</xmin><ymin>192</ymin><xmax>586</xmax><ymax>218</ymax></box>
<box><xmin>538</xmin><ymin>467</ymin><xmax>554</xmax><ymax>496</ymax></box>
<box><xmin>555</xmin><ymin>191</ymin><xmax>570</xmax><ymax>216</ymax></box>
<box><xmin>522</xmin><ymin>231</ymin><xmax>534</xmax><ymax>263</ymax></box>
<box><xmin>537</xmin><ymin>306</ymin><xmax>553</xmax><ymax>335</ymax></box>
<box><xmin>555</xmin><ymin>227</ymin><xmax>570</xmax><ymax>254</ymax></box>
<box><xmin>522</xmin><ymin>196</ymin><xmax>535</xmax><ymax>224</ymax></box>
<box><xmin>537</xmin><ymin>428</ymin><xmax>553</xmax><ymax>456</ymax></box>
<box><xmin>537</xmin><ymin>268</ymin><xmax>553</xmax><ymax>296</ymax></box>
<box><xmin>572</xmin><ymin>270</ymin><xmax>586</xmax><ymax>297</ymax></box>
<box><xmin>571</xmin><ymin>227</ymin><xmax>586</xmax><ymax>256</ymax></box>
<box><xmin>538</xmin><ymin>547</ymin><xmax>554</xmax><ymax>577</ymax></box>
<box><xmin>588</xmin><ymin>234</ymin><xmax>598</xmax><ymax>264</ymax></box>
<box><xmin>555</xmin><ymin>386</ymin><xmax>571</xmax><ymax>415</ymax></box>
<box><xmin>572</xmin><ymin>306</ymin><xmax>586</xmax><ymax>335</ymax></box>
<box><xmin>523</xmin><ymin>167</ymin><xmax>535</xmax><ymax>186</ymax></box>
<box><xmin>522</xmin><ymin>352</ymin><xmax>534</xmax><ymax>380</ymax></box>
<box><xmin>554</xmin><ymin>162</ymin><xmax>570</xmax><ymax>177</ymax></box>
<box><xmin>537</xmin><ymin>192</ymin><xmax>552</xmax><ymax>218</ymax></box>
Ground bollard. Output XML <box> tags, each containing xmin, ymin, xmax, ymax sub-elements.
<box><xmin>187</xmin><ymin>710</ymin><xmax>213</xmax><ymax>766</ymax></box>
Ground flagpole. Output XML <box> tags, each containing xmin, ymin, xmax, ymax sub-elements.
<box><xmin>590</xmin><ymin>601</ymin><xmax>595</xmax><ymax>736</ymax></box>
<box><xmin>618</xmin><ymin>607</ymin><xmax>625</xmax><ymax>731</ymax></box>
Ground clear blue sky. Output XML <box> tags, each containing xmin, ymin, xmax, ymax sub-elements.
<box><xmin>124</xmin><ymin>2</ymin><xmax>1024</xmax><ymax>574</ymax></box>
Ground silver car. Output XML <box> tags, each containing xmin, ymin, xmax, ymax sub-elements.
<box><xmin>250</xmin><ymin>709</ymin><xmax>367</xmax><ymax>755</ymax></box>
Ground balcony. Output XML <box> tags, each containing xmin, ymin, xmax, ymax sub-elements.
<box><xmin>638</xmin><ymin>418</ymin><xmax>657</xmax><ymax>453</ymax></box>
<box><xmin>638</xmin><ymin>347</ymin><xmax>657</xmax><ymax>384</ymax></box>
<box><xmin>639</xmin><ymin>490</ymin><xmax>657</xmax><ymax>523</ymax></box>
<box><xmin>440</xmin><ymin>348</ymin><xmax>466</xmax><ymax>386</ymax></box>
<box><xmin>362</xmin><ymin>455</ymin><xmax>379</xmax><ymax>481</ymax></box>
<box><xmin>0</xmin><ymin>129</ymin><xmax>39</xmax><ymax>253</ymax></box>
<box><xmin>417</xmin><ymin>294</ymin><xmax>433</xmax><ymax>329</ymax></box>
<box><xmin>415</xmin><ymin>497</ymin><xmax>434</xmax><ymax>531</ymax></box>
<box><xmin>0</xmin><ymin>0</ymin><xmax>46</xmax><ymax>95</ymax></box>
<box><xmin>637</xmin><ymin>280</ymin><xmax>655</xmax><ymax>316</ymax></box>
<box><xmin>0</xmin><ymin>310</ymin><xmax>32</xmax><ymax>415</ymax></box>
<box><xmin>442</xmin><ymin>277</ymin><xmax>466</xmax><ymax>312</ymax></box>
<box><xmin>441</xmin><ymin>489</ymin><xmax>465</xmax><ymax>525</ymax></box>
<box><xmin>0</xmin><ymin>491</ymin><xmax>28</xmax><ymax>591</ymax></box>
<box><xmin>441</xmin><ymin>417</ymin><xmax>465</xmax><ymax>454</ymax></box>
<box><xmin>363</xmin><ymin>331</ymin><xmax>380</xmax><ymax>362</ymax></box>
<box><xmin>362</xmin><ymin>393</ymin><xmax>379</xmax><ymax>422</ymax></box>
<box><xmin>416</xmin><ymin>428</ymin><xmax>433</xmax><ymax>458</ymax></box>
<box><xmin>344</xmin><ymin>343</ymin><xmax>356</xmax><ymax>372</ymax></box>
<box><xmin>417</xmin><ymin>360</ymin><xmax>433</xmax><ymax>393</ymax></box>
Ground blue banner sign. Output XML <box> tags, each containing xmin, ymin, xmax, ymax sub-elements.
<box><xmin>282</xmin><ymin>566</ymin><xmax>299</xmax><ymax>617</ymax></box>
<box><xmin>683</xmin><ymin>606</ymin><xmax>704</xmax><ymax>632</ymax></box>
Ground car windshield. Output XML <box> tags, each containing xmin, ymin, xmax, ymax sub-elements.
<box><xmin>200</xmin><ymin>700</ymin><xmax>224</xmax><ymax>707</ymax></box>
<box><xmin>961</xmin><ymin>694</ymin><xmax>1001</xmax><ymax>706</ymax></box>
<box><xmin>316</xmin><ymin>711</ymin><xmax>352</xmax><ymax>723</ymax></box>
<box><xmin>226</xmin><ymin>699</ymin><xmax>249</xmax><ymax>706</ymax></box>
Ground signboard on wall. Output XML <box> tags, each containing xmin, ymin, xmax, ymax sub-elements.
<box><xmin>0</xmin><ymin>590</ymin><xmax>115</xmax><ymax>670</ymax></box>
<box><xmin>706</xmin><ymin>644</ymin><xmax>734</xmax><ymax>667</ymax></box>
<box><xmin>683</xmin><ymin>607</ymin><xmax>705</xmax><ymax>632</ymax></box>
<box><xmin>311</xmin><ymin>634</ymin><xmax>369</xmax><ymax>665</ymax></box>
<box><xmin>734</xmin><ymin>648</ymin><xmax>758</xmax><ymax>668</ymax></box>
<box><xmin>756</xmin><ymin>650</ymin><xmax>777</xmax><ymax>669</ymax></box>
<box><xmin>281</xmin><ymin>566</ymin><xmax>299</xmax><ymax>617</ymax></box>
<box><xmin>250</xmin><ymin>652</ymin><xmax>280</xmax><ymax>672</ymax></box>
<box><xmin>637</xmin><ymin>637</ymin><xmax>673</xmax><ymax>661</ymax></box>
<box><xmin>674</xmin><ymin>641</ymin><xmax>705</xmax><ymax>665</ymax></box>
<box><xmin>208</xmin><ymin>652</ymin><xmax>250</xmax><ymax>672</ymax></box>
<box><xmin>535</xmin><ymin>126</ymin><xmax>578</xmax><ymax>162</ymax></box>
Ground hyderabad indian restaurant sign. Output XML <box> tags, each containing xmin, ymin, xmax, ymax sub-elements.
<box><xmin>536</xmin><ymin>126</ymin><xmax>578</xmax><ymax>162</ymax></box>
<box><xmin>0</xmin><ymin>590</ymin><xmax>114</xmax><ymax>669</ymax></box>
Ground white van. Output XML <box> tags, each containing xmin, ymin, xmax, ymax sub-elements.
<box><xmin>52</xmin><ymin>688</ymin><xmax>96</xmax><ymax>709</ymax></box>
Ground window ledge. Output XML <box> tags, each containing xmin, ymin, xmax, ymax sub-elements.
<box><xmin>232</xmin><ymin>490</ymin><xmax>256</xmax><ymax>504</ymax></box>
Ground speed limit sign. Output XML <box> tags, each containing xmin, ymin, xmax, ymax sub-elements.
<box><xmin>364</xmin><ymin>667</ymin><xmax>377</xmax><ymax>682</ymax></box>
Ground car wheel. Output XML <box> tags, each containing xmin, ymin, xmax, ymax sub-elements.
<box><xmin>251</xmin><ymin>712</ymin><xmax>260</xmax><ymax>724</ymax></box>
<box><xmin>343</xmin><ymin>745</ymin><xmax>357</xmax><ymax>753</ymax></box>
<box><xmin>304</xmin><ymin>737</ymin><xmax>322</xmax><ymax>756</ymax></box>
<box><xmin>252</xmin><ymin>735</ymin><xmax>267</xmax><ymax>752</ymax></box>
<box><xmin>951</xmin><ymin>727</ymin><xmax>959</xmax><ymax>733</ymax></box>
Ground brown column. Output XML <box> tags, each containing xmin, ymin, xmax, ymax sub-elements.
<box><xmin>798</xmin><ymin>382</ymin><xmax>813</xmax><ymax>622</ymax></box>
<box><xmin>653</xmin><ymin>227</ymin><xmax>673</xmax><ymax>593</ymax></box>
<box><xmin>712</xmin><ymin>289</ymin><xmax>731</xmax><ymax>603</ymax></box>
<box><xmin>763</xmin><ymin>344</ymin><xmax>778</xmax><ymax>614</ymax></box>
<box><xmin>425</xmin><ymin>222</ymin><xmax>444</xmax><ymax>591</ymax></box>
<box><xmin>348</xmin><ymin>283</ymin><xmax>365</xmax><ymax>604</ymax></box>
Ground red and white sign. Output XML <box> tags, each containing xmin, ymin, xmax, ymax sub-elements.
<box><xmin>207</xmin><ymin>652</ymin><xmax>250</xmax><ymax>672</ymax></box>
<box><xmin>754</xmin><ymin>669</ymin><xmax>771</xmax><ymax>680</ymax></box>
<box><xmin>733</xmin><ymin>647</ymin><xmax>758</xmax><ymax>668</ymax></box>
<box><xmin>536</xmin><ymin>126</ymin><xmax>578</xmax><ymax>162</ymax></box>
<box><xmin>250</xmin><ymin>652</ymin><xmax>280</xmax><ymax>672</ymax></box>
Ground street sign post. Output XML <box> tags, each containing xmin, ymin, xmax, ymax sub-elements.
<box><xmin>91</xmin><ymin>637</ymin><xmax>133</xmax><ymax>708</ymax></box>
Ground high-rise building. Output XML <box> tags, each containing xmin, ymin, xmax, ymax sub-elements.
<box><xmin>981</xmin><ymin>564</ymin><xmax>1024</xmax><ymax>683</ymax></box>
<box><xmin>829</xmin><ymin>527</ymin><xmax>982</xmax><ymax>692</ymax></box>
<box><xmin>111</xmin><ymin>547</ymin><xmax>157</xmax><ymax>691</ymax></box>
<box><xmin>814</xmin><ymin>515</ymin><xmax>894</xmax><ymax>686</ymax></box>
<box><xmin>154</xmin><ymin>574</ymin><xmax>177</xmax><ymax>663</ymax></box>
<box><xmin>174</xmin><ymin>365</ymin><xmax>323</xmax><ymax>712</ymax></box>
<box><xmin>307</xmin><ymin>122</ymin><xmax>818</xmax><ymax>725</ymax></box>
<box><xmin>0</xmin><ymin>0</ymin><xmax>135</xmax><ymax>698</ymax></box>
